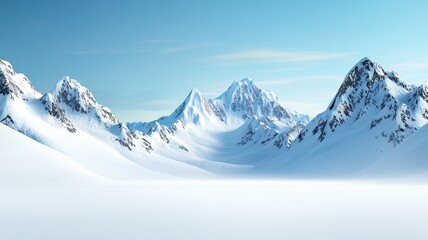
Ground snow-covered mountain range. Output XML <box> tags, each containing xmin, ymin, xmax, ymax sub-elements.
<box><xmin>1</xmin><ymin>58</ymin><xmax>428</xmax><ymax>179</ymax></box>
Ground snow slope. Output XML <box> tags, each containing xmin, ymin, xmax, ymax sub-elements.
<box><xmin>357</xmin><ymin>124</ymin><xmax>428</xmax><ymax>178</ymax></box>
<box><xmin>0</xmin><ymin>123</ymin><xmax>101</xmax><ymax>186</ymax></box>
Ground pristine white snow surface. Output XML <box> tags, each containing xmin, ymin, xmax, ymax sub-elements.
<box><xmin>2</xmin><ymin>179</ymin><xmax>428</xmax><ymax>240</ymax></box>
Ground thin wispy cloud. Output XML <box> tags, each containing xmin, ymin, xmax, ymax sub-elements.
<box><xmin>116</xmin><ymin>98</ymin><xmax>178</xmax><ymax>111</ymax></box>
<box><xmin>74</xmin><ymin>44</ymin><xmax>199</xmax><ymax>55</ymax></box>
<box><xmin>161</xmin><ymin>47</ymin><xmax>189</xmax><ymax>53</ymax></box>
<box><xmin>73</xmin><ymin>47</ymin><xmax>149</xmax><ymax>55</ymax></box>
<box><xmin>392</xmin><ymin>62</ymin><xmax>428</xmax><ymax>71</ymax></box>
<box><xmin>203</xmin><ymin>89</ymin><xmax>226</xmax><ymax>98</ymax></box>
<box><xmin>280</xmin><ymin>100</ymin><xmax>326</xmax><ymax>118</ymax></box>
<box><xmin>208</xmin><ymin>50</ymin><xmax>352</xmax><ymax>65</ymax></box>
<box><xmin>257</xmin><ymin>76</ymin><xmax>343</xmax><ymax>86</ymax></box>
<box><xmin>160</xmin><ymin>45</ymin><xmax>202</xmax><ymax>54</ymax></box>
<box><xmin>144</xmin><ymin>39</ymin><xmax>178</xmax><ymax>44</ymax></box>
<box><xmin>74</xmin><ymin>51</ymin><xmax>98</xmax><ymax>55</ymax></box>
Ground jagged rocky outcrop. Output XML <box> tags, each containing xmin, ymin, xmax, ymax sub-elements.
<box><xmin>110</xmin><ymin>123</ymin><xmax>136</xmax><ymax>151</ymax></box>
<box><xmin>41</xmin><ymin>93</ymin><xmax>76</xmax><ymax>133</ymax></box>
<box><xmin>130</xmin><ymin>129</ymin><xmax>154</xmax><ymax>152</ymax></box>
<box><xmin>0</xmin><ymin>60</ymin><xmax>40</xmax><ymax>100</ymax></box>
<box><xmin>0</xmin><ymin>115</ymin><xmax>15</xmax><ymax>128</ymax></box>
<box><xmin>53</xmin><ymin>77</ymin><xmax>118</xmax><ymax>127</ymax></box>
<box><xmin>238</xmin><ymin>116</ymin><xmax>307</xmax><ymax>149</ymax></box>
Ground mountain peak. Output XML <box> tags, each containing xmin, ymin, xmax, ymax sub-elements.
<box><xmin>0</xmin><ymin>59</ymin><xmax>40</xmax><ymax>100</ymax></box>
<box><xmin>329</xmin><ymin>58</ymin><xmax>390</xmax><ymax>110</ymax></box>
<box><xmin>188</xmin><ymin>88</ymin><xmax>205</xmax><ymax>100</ymax></box>
<box><xmin>57</xmin><ymin>76</ymin><xmax>87</xmax><ymax>93</ymax></box>
<box><xmin>355</xmin><ymin>57</ymin><xmax>385</xmax><ymax>75</ymax></box>
<box><xmin>170</xmin><ymin>88</ymin><xmax>214</xmax><ymax>124</ymax></box>
<box><xmin>219</xmin><ymin>77</ymin><xmax>259</xmax><ymax>100</ymax></box>
<box><xmin>228</xmin><ymin>77</ymin><xmax>257</xmax><ymax>93</ymax></box>
<box><xmin>54</xmin><ymin>76</ymin><xmax>97</xmax><ymax>114</ymax></box>
<box><xmin>53</xmin><ymin>76</ymin><xmax>118</xmax><ymax>127</ymax></box>
<box><xmin>0</xmin><ymin>59</ymin><xmax>14</xmax><ymax>74</ymax></box>
<box><xmin>356</xmin><ymin>57</ymin><xmax>373</xmax><ymax>64</ymax></box>
<box><xmin>233</xmin><ymin>77</ymin><xmax>254</xmax><ymax>86</ymax></box>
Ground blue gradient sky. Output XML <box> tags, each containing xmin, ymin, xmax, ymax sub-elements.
<box><xmin>1</xmin><ymin>0</ymin><xmax>427</xmax><ymax>121</ymax></box>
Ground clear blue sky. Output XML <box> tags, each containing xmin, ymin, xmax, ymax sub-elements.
<box><xmin>1</xmin><ymin>0</ymin><xmax>427</xmax><ymax>121</ymax></box>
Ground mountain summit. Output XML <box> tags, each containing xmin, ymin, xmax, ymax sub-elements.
<box><xmin>169</xmin><ymin>88</ymin><xmax>215</xmax><ymax>126</ymax></box>
<box><xmin>0</xmin><ymin>60</ymin><xmax>40</xmax><ymax>100</ymax></box>
<box><xmin>211</xmin><ymin>78</ymin><xmax>307</xmax><ymax>126</ymax></box>
<box><xmin>53</xmin><ymin>77</ymin><xmax>118</xmax><ymax>127</ymax></box>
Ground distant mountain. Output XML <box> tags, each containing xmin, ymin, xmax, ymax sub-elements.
<box><xmin>128</xmin><ymin>78</ymin><xmax>309</xmax><ymax>151</ymax></box>
<box><xmin>210</xmin><ymin>78</ymin><xmax>309</xmax><ymax>148</ymax></box>
<box><xmin>211</xmin><ymin>78</ymin><xmax>307</xmax><ymax>124</ymax></box>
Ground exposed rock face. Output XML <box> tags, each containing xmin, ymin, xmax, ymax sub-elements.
<box><xmin>111</xmin><ymin>123</ymin><xmax>136</xmax><ymax>151</ymax></box>
<box><xmin>0</xmin><ymin>115</ymin><xmax>15</xmax><ymax>128</ymax></box>
<box><xmin>0</xmin><ymin>60</ymin><xmax>40</xmax><ymax>100</ymax></box>
<box><xmin>53</xmin><ymin>77</ymin><xmax>118</xmax><ymax>127</ymax></box>
<box><xmin>41</xmin><ymin>93</ymin><xmax>76</xmax><ymax>133</ymax></box>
